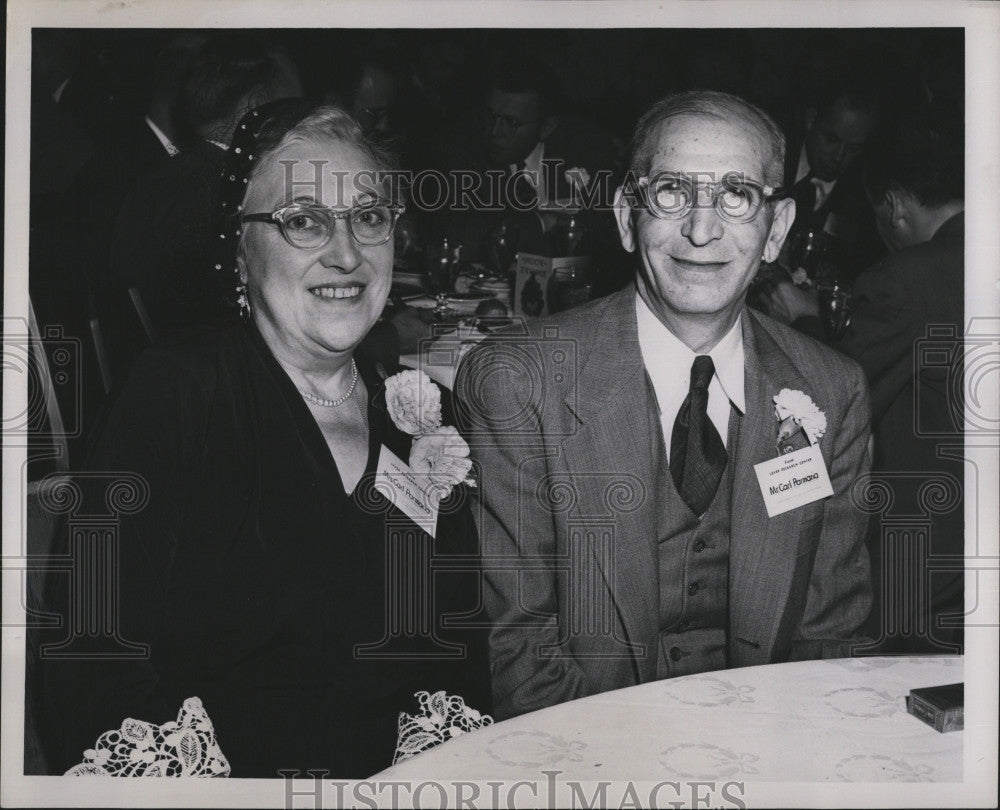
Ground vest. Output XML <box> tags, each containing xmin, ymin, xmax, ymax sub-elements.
<box><xmin>655</xmin><ymin>404</ymin><xmax>741</xmax><ymax>679</ymax></box>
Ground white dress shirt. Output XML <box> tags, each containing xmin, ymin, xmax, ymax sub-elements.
<box><xmin>795</xmin><ymin>145</ymin><xmax>836</xmax><ymax>212</ymax></box>
<box><xmin>509</xmin><ymin>140</ymin><xmax>549</xmax><ymax>207</ymax></box>
<box><xmin>636</xmin><ymin>294</ymin><xmax>746</xmax><ymax>462</ymax></box>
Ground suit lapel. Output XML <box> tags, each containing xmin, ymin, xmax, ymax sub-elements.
<box><xmin>729</xmin><ymin>309</ymin><xmax>813</xmax><ymax>662</ymax></box>
<box><xmin>559</xmin><ymin>289</ymin><xmax>660</xmax><ymax>672</ymax></box>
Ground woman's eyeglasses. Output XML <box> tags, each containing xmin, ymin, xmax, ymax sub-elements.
<box><xmin>635</xmin><ymin>172</ymin><xmax>785</xmax><ymax>224</ymax></box>
<box><xmin>242</xmin><ymin>202</ymin><xmax>405</xmax><ymax>248</ymax></box>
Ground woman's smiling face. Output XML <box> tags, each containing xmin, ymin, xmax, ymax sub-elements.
<box><xmin>240</xmin><ymin>136</ymin><xmax>394</xmax><ymax>365</ymax></box>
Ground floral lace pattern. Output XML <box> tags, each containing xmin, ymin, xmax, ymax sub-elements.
<box><xmin>393</xmin><ymin>691</ymin><xmax>493</xmax><ymax>765</ymax></box>
<box><xmin>65</xmin><ymin>697</ymin><xmax>230</xmax><ymax>777</ymax></box>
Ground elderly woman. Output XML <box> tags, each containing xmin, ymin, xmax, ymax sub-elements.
<box><xmin>39</xmin><ymin>101</ymin><xmax>490</xmax><ymax>777</ymax></box>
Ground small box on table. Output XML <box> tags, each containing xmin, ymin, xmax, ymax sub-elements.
<box><xmin>906</xmin><ymin>682</ymin><xmax>963</xmax><ymax>733</ymax></box>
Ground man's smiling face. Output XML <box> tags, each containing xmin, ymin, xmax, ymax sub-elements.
<box><xmin>617</xmin><ymin>113</ymin><xmax>794</xmax><ymax>330</ymax></box>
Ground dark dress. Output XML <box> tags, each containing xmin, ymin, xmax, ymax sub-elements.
<box><xmin>38</xmin><ymin>321</ymin><xmax>491</xmax><ymax>777</ymax></box>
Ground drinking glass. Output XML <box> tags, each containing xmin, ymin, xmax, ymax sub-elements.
<box><xmin>425</xmin><ymin>239</ymin><xmax>462</xmax><ymax>319</ymax></box>
<box><xmin>548</xmin><ymin>265</ymin><xmax>593</xmax><ymax>314</ymax></box>
<box><xmin>819</xmin><ymin>285</ymin><xmax>852</xmax><ymax>341</ymax></box>
<box><xmin>486</xmin><ymin>222</ymin><xmax>519</xmax><ymax>280</ymax></box>
<box><xmin>791</xmin><ymin>229</ymin><xmax>828</xmax><ymax>280</ymax></box>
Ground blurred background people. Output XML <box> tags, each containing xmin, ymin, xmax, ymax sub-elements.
<box><xmin>767</xmin><ymin>113</ymin><xmax>965</xmax><ymax>652</ymax></box>
<box><xmin>102</xmin><ymin>33</ymin><xmax>303</xmax><ymax>378</ymax></box>
<box><xmin>782</xmin><ymin>78</ymin><xmax>882</xmax><ymax>283</ymax></box>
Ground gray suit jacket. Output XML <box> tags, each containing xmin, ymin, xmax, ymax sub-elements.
<box><xmin>456</xmin><ymin>286</ymin><xmax>873</xmax><ymax>719</ymax></box>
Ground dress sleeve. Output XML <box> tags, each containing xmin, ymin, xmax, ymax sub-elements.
<box><xmin>38</xmin><ymin>349</ymin><xmax>210</xmax><ymax>772</ymax></box>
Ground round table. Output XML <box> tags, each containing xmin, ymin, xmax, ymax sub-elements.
<box><xmin>374</xmin><ymin>656</ymin><xmax>963</xmax><ymax>783</ymax></box>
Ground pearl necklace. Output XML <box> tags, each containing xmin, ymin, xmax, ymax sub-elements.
<box><xmin>298</xmin><ymin>360</ymin><xmax>359</xmax><ymax>407</ymax></box>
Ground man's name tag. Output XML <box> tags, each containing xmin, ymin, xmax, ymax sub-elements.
<box><xmin>754</xmin><ymin>444</ymin><xmax>834</xmax><ymax>517</ymax></box>
<box><xmin>374</xmin><ymin>445</ymin><xmax>439</xmax><ymax>537</ymax></box>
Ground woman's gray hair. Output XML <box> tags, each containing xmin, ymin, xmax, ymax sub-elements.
<box><xmin>244</xmin><ymin>104</ymin><xmax>400</xmax><ymax>206</ymax></box>
<box><xmin>227</xmin><ymin>102</ymin><xmax>403</xmax><ymax>294</ymax></box>
<box><xmin>627</xmin><ymin>90</ymin><xmax>787</xmax><ymax>186</ymax></box>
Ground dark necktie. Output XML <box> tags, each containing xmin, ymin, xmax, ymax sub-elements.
<box><xmin>792</xmin><ymin>172</ymin><xmax>818</xmax><ymax>229</ymax></box>
<box><xmin>670</xmin><ymin>356</ymin><xmax>728</xmax><ymax>516</ymax></box>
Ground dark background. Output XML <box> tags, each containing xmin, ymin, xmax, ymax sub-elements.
<box><xmin>33</xmin><ymin>27</ymin><xmax>963</xmax><ymax>145</ymax></box>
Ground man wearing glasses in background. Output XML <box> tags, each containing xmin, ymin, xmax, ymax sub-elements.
<box><xmin>436</xmin><ymin>54</ymin><xmax>614</xmax><ymax>257</ymax></box>
<box><xmin>458</xmin><ymin>90</ymin><xmax>874</xmax><ymax>719</ymax></box>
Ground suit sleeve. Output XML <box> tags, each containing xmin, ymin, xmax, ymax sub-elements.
<box><xmin>789</xmin><ymin>359</ymin><xmax>874</xmax><ymax>660</ymax></box>
<box><xmin>455</xmin><ymin>343</ymin><xmax>589</xmax><ymax>719</ymax></box>
<box><xmin>830</xmin><ymin>271</ymin><xmax>916</xmax><ymax>423</ymax></box>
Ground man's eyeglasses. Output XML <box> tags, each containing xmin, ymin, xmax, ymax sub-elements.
<box><xmin>483</xmin><ymin>109</ymin><xmax>542</xmax><ymax>134</ymax></box>
<box><xmin>242</xmin><ymin>202</ymin><xmax>405</xmax><ymax>249</ymax></box>
<box><xmin>635</xmin><ymin>172</ymin><xmax>785</xmax><ymax>224</ymax></box>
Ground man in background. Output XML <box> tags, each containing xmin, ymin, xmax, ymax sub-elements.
<box><xmin>104</xmin><ymin>34</ymin><xmax>302</xmax><ymax>372</ymax></box>
<box><xmin>784</xmin><ymin>81</ymin><xmax>882</xmax><ymax>279</ymax></box>
<box><xmin>768</xmin><ymin>115</ymin><xmax>964</xmax><ymax>651</ymax></box>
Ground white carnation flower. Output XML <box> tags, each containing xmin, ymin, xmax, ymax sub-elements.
<box><xmin>773</xmin><ymin>388</ymin><xmax>827</xmax><ymax>445</ymax></box>
<box><xmin>409</xmin><ymin>426</ymin><xmax>474</xmax><ymax>497</ymax></box>
<box><xmin>385</xmin><ymin>370</ymin><xmax>443</xmax><ymax>436</ymax></box>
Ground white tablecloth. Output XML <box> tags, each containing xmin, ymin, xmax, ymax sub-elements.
<box><xmin>374</xmin><ymin>656</ymin><xmax>963</xmax><ymax>783</ymax></box>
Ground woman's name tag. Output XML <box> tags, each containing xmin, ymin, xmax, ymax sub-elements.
<box><xmin>374</xmin><ymin>445</ymin><xmax>439</xmax><ymax>537</ymax></box>
<box><xmin>753</xmin><ymin>444</ymin><xmax>834</xmax><ymax>517</ymax></box>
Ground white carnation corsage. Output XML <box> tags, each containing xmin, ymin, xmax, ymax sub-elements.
<box><xmin>773</xmin><ymin>387</ymin><xmax>827</xmax><ymax>453</ymax></box>
<box><xmin>385</xmin><ymin>370</ymin><xmax>476</xmax><ymax>499</ymax></box>
<box><xmin>385</xmin><ymin>369</ymin><xmax>443</xmax><ymax>436</ymax></box>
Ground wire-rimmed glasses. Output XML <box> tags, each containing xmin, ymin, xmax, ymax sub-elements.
<box><xmin>242</xmin><ymin>201</ymin><xmax>405</xmax><ymax>249</ymax></box>
<box><xmin>635</xmin><ymin>171</ymin><xmax>785</xmax><ymax>224</ymax></box>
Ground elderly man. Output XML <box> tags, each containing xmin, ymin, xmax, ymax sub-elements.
<box><xmin>457</xmin><ymin>90</ymin><xmax>873</xmax><ymax>719</ymax></box>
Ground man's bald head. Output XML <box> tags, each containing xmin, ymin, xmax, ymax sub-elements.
<box><xmin>627</xmin><ymin>90</ymin><xmax>786</xmax><ymax>187</ymax></box>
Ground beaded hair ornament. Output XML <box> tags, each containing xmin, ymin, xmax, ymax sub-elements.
<box><xmin>213</xmin><ymin>97</ymin><xmax>318</xmax><ymax>318</ymax></box>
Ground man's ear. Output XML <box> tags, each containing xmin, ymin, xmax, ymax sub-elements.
<box><xmin>613</xmin><ymin>185</ymin><xmax>636</xmax><ymax>253</ymax></box>
<box><xmin>762</xmin><ymin>197</ymin><xmax>796</xmax><ymax>264</ymax></box>
<box><xmin>538</xmin><ymin>115</ymin><xmax>558</xmax><ymax>143</ymax></box>
<box><xmin>884</xmin><ymin>187</ymin><xmax>908</xmax><ymax>229</ymax></box>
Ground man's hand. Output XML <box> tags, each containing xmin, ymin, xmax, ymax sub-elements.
<box><xmin>765</xmin><ymin>280</ymin><xmax>821</xmax><ymax>325</ymax></box>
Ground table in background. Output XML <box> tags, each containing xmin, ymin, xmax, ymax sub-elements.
<box><xmin>374</xmin><ymin>656</ymin><xmax>963</xmax><ymax>782</ymax></box>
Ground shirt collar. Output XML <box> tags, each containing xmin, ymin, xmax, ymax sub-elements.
<box><xmin>511</xmin><ymin>140</ymin><xmax>545</xmax><ymax>177</ymax></box>
<box><xmin>52</xmin><ymin>77</ymin><xmax>70</xmax><ymax>104</ymax></box>
<box><xmin>796</xmin><ymin>144</ymin><xmax>836</xmax><ymax>196</ymax></box>
<box><xmin>795</xmin><ymin>143</ymin><xmax>811</xmax><ymax>184</ymax></box>
<box><xmin>635</xmin><ymin>292</ymin><xmax>746</xmax><ymax>414</ymax></box>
